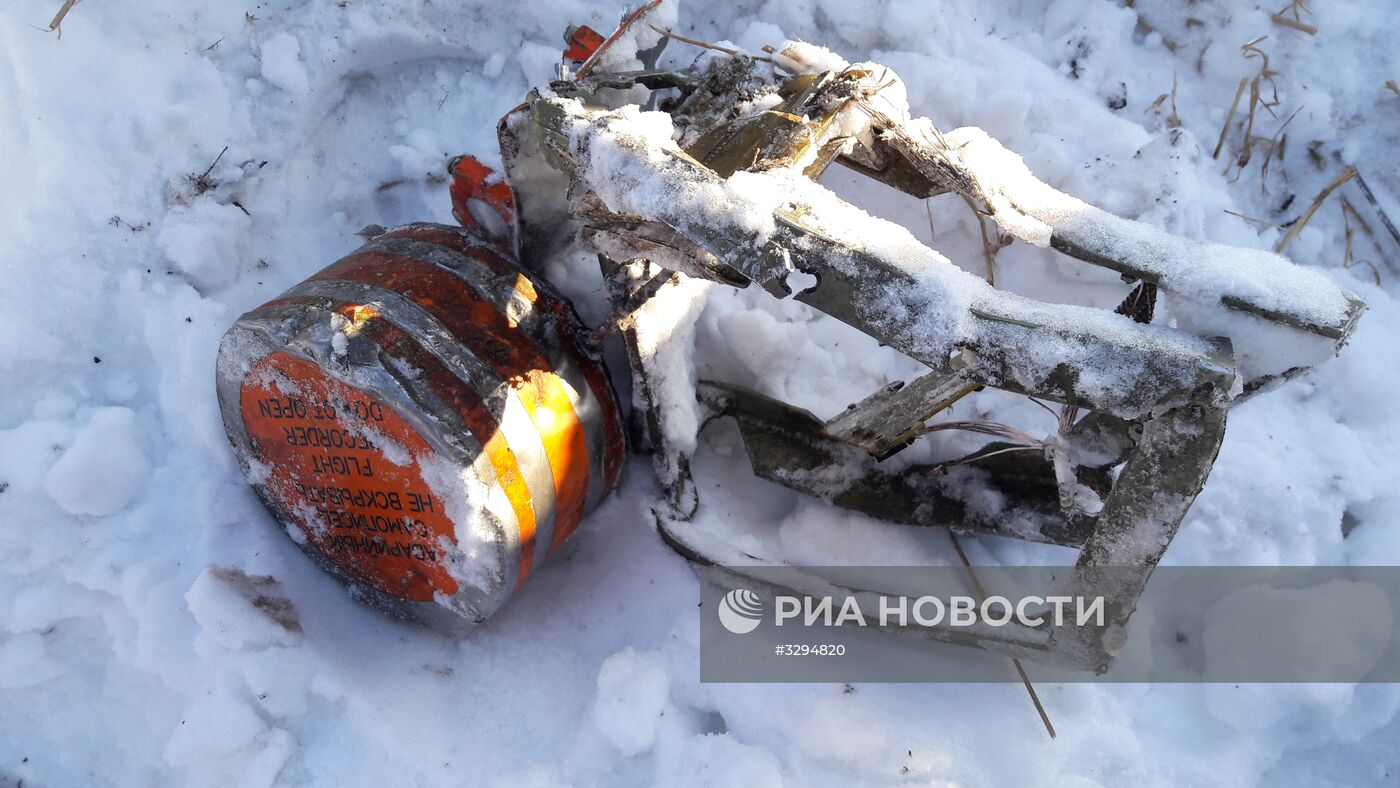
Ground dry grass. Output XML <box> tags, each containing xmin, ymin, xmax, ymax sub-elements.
<box><xmin>1224</xmin><ymin>208</ymin><xmax>1285</xmax><ymax>228</ymax></box>
<box><xmin>1274</xmin><ymin>165</ymin><xmax>1356</xmax><ymax>253</ymax></box>
<box><xmin>1124</xmin><ymin>0</ymin><xmax>1182</xmax><ymax>53</ymax></box>
<box><xmin>1235</xmin><ymin>36</ymin><xmax>1283</xmax><ymax>169</ymax></box>
<box><xmin>961</xmin><ymin>195</ymin><xmax>1012</xmax><ymax>287</ymax></box>
<box><xmin>1307</xmin><ymin>140</ymin><xmax>1327</xmax><ymax>170</ymax></box>
<box><xmin>1352</xmin><ymin>171</ymin><xmax>1400</xmax><ymax>257</ymax></box>
<box><xmin>1213</xmin><ymin>78</ymin><xmax>1249</xmax><ymax>160</ymax></box>
<box><xmin>1147</xmin><ymin>72</ymin><xmax>1183</xmax><ymax>129</ymax></box>
<box><xmin>1257</xmin><ymin>103</ymin><xmax>1304</xmax><ymax>191</ymax></box>
<box><xmin>1272</xmin><ymin>0</ymin><xmax>1318</xmax><ymax>35</ymax></box>
<box><xmin>1213</xmin><ymin>35</ymin><xmax>1307</xmax><ymax>192</ymax></box>
<box><xmin>1340</xmin><ymin>198</ymin><xmax>1383</xmax><ymax>285</ymax></box>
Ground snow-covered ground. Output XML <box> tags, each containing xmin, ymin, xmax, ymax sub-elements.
<box><xmin>3</xmin><ymin>0</ymin><xmax>1400</xmax><ymax>785</ymax></box>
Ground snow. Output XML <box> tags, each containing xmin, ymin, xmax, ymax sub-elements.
<box><xmin>3</xmin><ymin>0</ymin><xmax>1400</xmax><ymax>786</ymax></box>
<box><xmin>42</xmin><ymin>406</ymin><xmax>150</xmax><ymax>516</ymax></box>
<box><xmin>946</xmin><ymin>124</ymin><xmax>1358</xmax><ymax>333</ymax></box>
<box><xmin>0</xmin><ymin>633</ymin><xmax>64</xmax><ymax>690</ymax></box>
<box><xmin>158</xmin><ymin>199</ymin><xmax>256</xmax><ymax>292</ymax></box>
<box><xmin>590</xmin><ymin>647</ymin><xmax>673</xmax><ymax>756</ymax></box>
<box><xmin>629</xmin><ymin>272</ymin><xmax>714</xmax><ymax>463</ymax></box>
<box><xmin>260</xmin><ymin>32</ymin><xmax>311</xmax><ymax>97</ymax></box>
<box><xmin>186</xmin><ymin>566</ymin><xmax>303</xmax><ymax>651</ymax></box>
<box><xmin>1201</xmin><ymin>580</ymin><xmax>1392</xmax><ymax>683</ymax></box>
<box><xmin>162</xmin><ymin>679</ymin><xmax>297</xmax><ymax>788</ymax></box>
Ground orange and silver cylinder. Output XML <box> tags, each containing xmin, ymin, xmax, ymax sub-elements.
<box><xmin>215</xmin><ymin>220</ymin><xmax>625</xmax><ymax>624</ymax></box>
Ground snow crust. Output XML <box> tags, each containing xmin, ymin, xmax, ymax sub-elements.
<box><xmin>2</xmin><ymin>0</ymin><xmax>1400</xmax><ymax>785</ymax></box>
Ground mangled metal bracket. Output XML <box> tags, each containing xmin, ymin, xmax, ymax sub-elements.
<box><xmin>501</xmin><ymin>32</ymin><xmax>1364</xmax><ymax>671</ymax></box>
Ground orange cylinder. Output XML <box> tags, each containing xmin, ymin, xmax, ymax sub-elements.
<box><xmin>216</xmin><ymin>222</ymin><xmax>624</xmax><ymax>624</ymax></box>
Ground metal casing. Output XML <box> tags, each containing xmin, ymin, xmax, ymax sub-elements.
<box><xmin>216</xmin><ymin>223</ymin><xmax>624</xmax><ymax>624</ymax></box>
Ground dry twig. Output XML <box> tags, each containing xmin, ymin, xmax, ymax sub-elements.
<box><xmin>47</xmin><ymin>0</ymin><xmax>79</xmax><ymax>37</ymax></box>
<box><xmin>648</xmin><ymin>25</ymin><xmax>773</xmax><ymax>62</ymax></box>
<box><xmin>946</xmin><ymin>531</ymin><xmax>1056</xmax><ymax>740</ymax></box>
